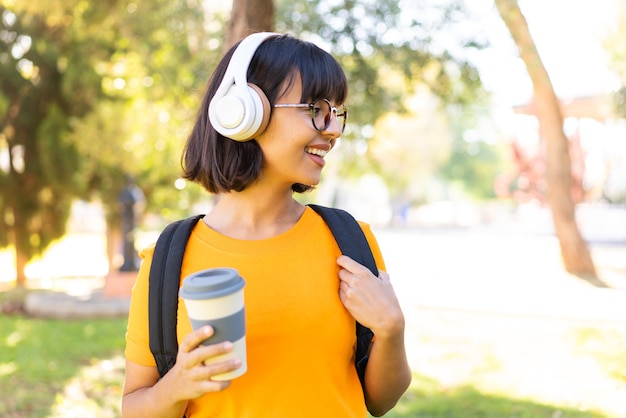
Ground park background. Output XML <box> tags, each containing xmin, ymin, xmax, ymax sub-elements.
<box><xmin>1</xmin><ymin>0</ymin><xmax>626</xmax><ymax>417</ymax></box>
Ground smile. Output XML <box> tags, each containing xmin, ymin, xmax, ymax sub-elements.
<box><xmin>305</xmin><ymin>147</ymin><xmax>327</xmax><ymax>157</ymax></box>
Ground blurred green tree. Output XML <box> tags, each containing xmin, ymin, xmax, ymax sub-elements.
<box><xmin>0</xmin><ymin>0</ymin><xmax>222</xmax><ymax>284</ymax></box>
<box><xmin>64</xmin><ymin>0</ymin><xmax>224</xmax><ymax>270</ymax></box>
<box><xmin>277</xmin><ymin>0</ymin><xmax>485</xmax><ymax>138</ymax></box>
<box><xmin>1</xmin><ymin>3</ymin><xmax>97</xmax><ymax>285</ymax></box>
<box><xmin>439</xmin><ymin>101</ymin><xmax>507</xmax><ymax>201</ymax></box>
<box><xmin>368</xmin><ymin>88</ymin><xmax>455</xmax><ymax>206</ymax></box>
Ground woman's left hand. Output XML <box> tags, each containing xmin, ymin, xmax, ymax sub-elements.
<box><xmin>336</xmin><ymin>255</ymin><xmax>405</xmax><ymax>338</ymax></box>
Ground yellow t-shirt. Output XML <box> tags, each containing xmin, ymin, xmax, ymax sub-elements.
<box><xmin>125</xmin><ymin>206</ymin><xmax>386</xmax><ymax>417</ymax></box>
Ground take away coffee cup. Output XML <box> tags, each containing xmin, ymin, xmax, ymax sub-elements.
<box><xmin>179</xmin><ymin>267</ymin><xmax>246</xmax><ymax>380</ymax></box>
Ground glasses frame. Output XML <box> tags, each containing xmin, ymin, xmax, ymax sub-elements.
<box><xmin>273</xmin><ymin>98</ymin><xmax>347</xmax><ymax>133</ymax></box>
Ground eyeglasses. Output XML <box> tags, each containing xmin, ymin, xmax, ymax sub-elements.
<box><xmin>273</xmin><ymin>99</ymin><xmax>347</xmax><ymax>133</ymax></box>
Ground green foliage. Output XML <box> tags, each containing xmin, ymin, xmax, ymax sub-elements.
<box><xmin>61</xmin><ymin>0</ymin><xmax>224</xmax><ymax>222</ymax></box>
<box><xmin>277</xmin><ymin>0</ymin><xmax>486</xmax><ymax>132</ymax></box>
<box><xmin>0</xmin><ymin>1</ymin><xmax>225</xmax><ymax>280</ymax></box>
<box><xmin>367</xmin><ymin>89</ymin><xmax>455</xmax><ymax>204</ymax></box>
<box><xmin>0</xmin><ymin>6</ymin><xmax>85</xmax><ymax>258</ymax></box>
<box><xmin>438</xmin><ymin>103</ymin><xmax>506</xmax><ymax>200</ymax></box>
<box><xmin>439</xmin><ymin>139</ymin><xmax>504</xmax><ymax>200</ymax></box>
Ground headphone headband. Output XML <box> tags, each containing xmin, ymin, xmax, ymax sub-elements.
<box><xmin>208</xmin><ymin>32</ymin><xmax>281</xmax><ymax>141</ymax></box>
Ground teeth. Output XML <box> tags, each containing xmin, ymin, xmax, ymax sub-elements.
<box><xmin>305</xmin><ymin>147</ymin><xmax>327</xmax><ymax>157</ymax></box>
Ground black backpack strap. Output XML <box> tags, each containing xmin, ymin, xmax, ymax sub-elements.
<box><xmin>308</xmin><ymin>204</ymin><xmax>377</xmax><ymax>385</ymax></box>
<box><xmin>149</xmin><ymin>214</ymin><xmax>204</xmax><ymax>378</ymax></box>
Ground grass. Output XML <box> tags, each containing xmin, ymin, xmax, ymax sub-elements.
<box><xmin>402</xmin><ymin>308</ymin><xmax>626</xmax><ymax>418</ymax></box>
<box><xmin>0</xmin><ymin>309</ymin><xmax>127</xmax><ymax>418</ymax></box>
<box><xmin>386</xmin><ymin>376</ymin><xmax>607</xmax><ymax>418</ymax></box>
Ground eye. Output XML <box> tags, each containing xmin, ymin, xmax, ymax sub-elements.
<box><xmin>312</xmin><ymin>104</ymin><xmax>323</xmax><ymax>116</ymax></box>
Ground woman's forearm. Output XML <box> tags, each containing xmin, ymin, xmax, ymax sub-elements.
<box><xmin>363</xmin><ymin>331</ymin><xmax>412</xmax><ymax>417</ymax></box>
<box><xmin>122</xmin><ymin>363</ymin><xmax>189</xmax><ymax>418</ymax></box>
<box><xmin>122</xmin><ymin>379</ymin><xmax>188</xmax><ymax>418</ymax></box>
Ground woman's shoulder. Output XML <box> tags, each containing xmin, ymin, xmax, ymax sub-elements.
<box><xmin>139</xmin><ymin>241</ymin><xmax>156</xmax><ymax>260</ymax></box>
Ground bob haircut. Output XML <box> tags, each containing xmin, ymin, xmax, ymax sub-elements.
<box><xmin>181</xmin><ymin>34</ymin><xmax>348</xmax><ymax>194</ymax></box>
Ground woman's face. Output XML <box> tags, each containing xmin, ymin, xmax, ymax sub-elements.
<box><xmin>255</xmin><ymin>73</ymin><xmax>344</xmax><ymax>190</ymax></box>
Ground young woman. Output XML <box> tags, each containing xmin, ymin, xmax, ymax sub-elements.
<box><xmin>122</xmin><ymin>32</ymin><xmax>411</xmax><ymax>418</ymax></box>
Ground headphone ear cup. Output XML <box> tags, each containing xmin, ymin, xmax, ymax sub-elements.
<box><xmin>208</xmin><ymin>32</ymin><xmax>279</xmax><ymax>141</ymax></box>
<box><xmin>246</xmin><ymin>83</ymin><xmax>271</xmax><ymax>139</ymax></box>
<box><xmin>210</xmin><ymin>86</ymin><xmax>248</xmax><ymax>137</ymax></box>
<box><xmin>209</xmin><ymin>83</ymin><xmax>270</xmax><ymax>141</ymax></box>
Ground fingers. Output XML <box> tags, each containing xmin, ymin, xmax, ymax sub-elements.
<box><xmin>337</xmin><ymin>255</ymin><xmax>367</xmax><ymax>273</ymax></box>
<box><xmin>189</xmin><ymin>358</ymin><xmax>239</xmax><ymax>394</ymax></box>
<box><xmin>336</xmin><ymin>255</ymin><xmax>403</xmax><ymax>333</ymax></box>
<box><xmin>337</xmin><ymin>255</ymin><xmax>373</xmax><ymax>283</ymax></box>
<box><xmin>179</xmin><ymin>325</ymin><xmax>214</xmax><ymax>354</ymax></box>
<box><xmin>180</xmin><ymin>327</ymin><xmax>239</xmax><ymax>369</ymax></box>
<box><xmin>337</xmin><ymin>255</ymin><xmax>385</xmax><ymax>283</ymax></box>
<box><xmin>170</xmin><ymin>327</ymin><xmax>242</xmax><ymax>399</ymax></box>
<box><xmin>198</xmin><ymin>354</ymin><xmax>241</xmax><ymax>383</ymax></box>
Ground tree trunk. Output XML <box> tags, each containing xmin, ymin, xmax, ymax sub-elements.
<box><xmin>10</xmin><ymin>199</ymin><xmax>27</xmax><ymax>287</ymax></box>
<box><xmin>225</xmin><ymin>0</ymin><xmax>274</xmax><ymax>50</ymax></box>
<box><xmin>106</xmin><ymin>222</ymin><xmax>121</xmax><ymax>275</ymax></box>
<box><xmin>494</xmin><ymin>0</ymin><xmax>599</xmax><ymax>280</ymax></box>
<box><xmin>14</xmin><ymin>247</ymin><xmax>27</xmax><ymax>288</ymax></box>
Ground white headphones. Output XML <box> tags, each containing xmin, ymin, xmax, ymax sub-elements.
<box><xmin>208</xmin><ymin>32</ymin><xmax>280</xmax><ymax>141</ymax></box>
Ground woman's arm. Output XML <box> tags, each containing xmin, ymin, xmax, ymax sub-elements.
<box><xmin>122</xmin><ymin>361</ymin><xmax>187</xmax><ymax>418</ymax></box>
<box><xmin>337</xmin><ymin>255</ymin><xmax>412</xmax><ymax>416</ymax></box>
<box><xmin>361</xmin><ymin>301</ymin><xmax>411</xmax><ymax>416</ymax></box>
<box><xmin>122</xmin><ymin>326</ymin><xmax>241</xmax><ymax>418</ymax></box>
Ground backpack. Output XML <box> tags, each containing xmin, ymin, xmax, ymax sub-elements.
<box><xmin>148</xmin><ymin>204</ymin><xmax>377</xmax><ymax>388</ymax></box>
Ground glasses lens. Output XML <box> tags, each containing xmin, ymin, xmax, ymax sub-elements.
<box><xmin>336</xmin><ymin>104</ymin><xmax>347</xmax><ymax>133</ymax></box>
<box><xmin>311</xmin><ymin>100</ymin><xmax>330</xmax><ymax>131</ymax></box>
<box><xmin>311</xmin><ymin>100</ymin><xmax>346</xmax><ymax>133</ymax></box>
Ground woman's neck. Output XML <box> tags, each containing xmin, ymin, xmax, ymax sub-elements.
<box><xmin>203</xmin><ymin>189</ymin><xmax>305</xmax><ymax>240</ymax></box>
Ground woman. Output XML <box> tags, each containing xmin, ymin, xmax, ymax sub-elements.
<box><xmin>122</xmin><ymin>32</ymin><xmax>411</xmax><ymax>417</ymax></box>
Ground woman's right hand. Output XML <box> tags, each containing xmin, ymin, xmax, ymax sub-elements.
<box><xmin>166</xmin><ymin>325</ymin><xmax>242</xmax><ymax>401</ymax></box>
<box><xmin>122</xmin><ymin>326</ymin><xmax>241</xmax><ymax>418</ymax></box>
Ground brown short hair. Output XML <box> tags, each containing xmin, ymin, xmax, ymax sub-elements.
<box><xmin>181</xmin><ymin>34</ymin><xmax>348</xmax><ymax>194</ymax></box>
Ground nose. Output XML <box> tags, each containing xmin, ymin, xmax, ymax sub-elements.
<box><xmin>322</xmin><ymin>116</ymin><xmax>343</xmax><ymax>139</ymax></box>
